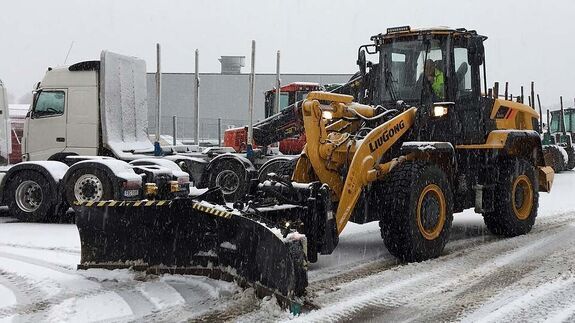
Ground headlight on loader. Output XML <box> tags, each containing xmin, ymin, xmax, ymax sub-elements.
<box><xmin>432</xmin><ymin>105</ymin><xmax>448</xmax><ymax>117</ymax></box>
<box><xmin>322</xmin><ymin>111</ymin><xmax>333</xmax><ymax>120</ymax></box>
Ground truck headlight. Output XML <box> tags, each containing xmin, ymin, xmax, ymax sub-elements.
<box><xmin>322</xmin><ymin>111</ymin><xmax>333</xmax><ymax>120</ymax></box>
<box><xmin>432</xmin><ymin>105</ymin><xmax>448</xmax><ymax>117</ymax></box>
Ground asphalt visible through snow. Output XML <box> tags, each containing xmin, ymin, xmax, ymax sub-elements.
<box><xmin>0</xmin><ymin>172</ymin><xmax>574</xmax><ymax>322</ymax></box>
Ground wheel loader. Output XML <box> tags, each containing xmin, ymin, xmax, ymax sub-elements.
<box><xmin>73</xmin><ymin>26</ymin><xmax>554</xmax><ymax>302</ymax></box>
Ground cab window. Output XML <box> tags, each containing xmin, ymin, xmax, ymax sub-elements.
<box><xmin>453</xmin><ymin>47</ymin><xmax>472</xmax><ymax>98</ymax></box>
<box><xmin>33</xmin><ymin>91</ymin><xmax>65</xmax><ymax>118</ymax></box>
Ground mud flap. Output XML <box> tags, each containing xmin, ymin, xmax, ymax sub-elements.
<box><xmin>74</xmin><ymin>198</ymin><xmax>308</xmax><ymax>298</ymax></box>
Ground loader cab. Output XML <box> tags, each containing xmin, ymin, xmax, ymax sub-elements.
<box><xmin>360</xmin><ymin>27</ymin><xmax>489</xmax><ymax>145</ymax></box>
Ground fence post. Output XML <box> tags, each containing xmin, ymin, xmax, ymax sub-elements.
<box><xmin>218</xmin><ymin>118</ymin><xmax>222</xmax><ymax>147</ymax></box>
<box><xmin>172</xmin><ymin>115</ymin><xmax>177</xmax><ymax>146</ymax></box>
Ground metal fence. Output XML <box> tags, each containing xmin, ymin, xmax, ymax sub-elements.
<box><xmin>148</xmin><ymin>116</ymin><xmax>249</xmax><ymax>145</ymax></box>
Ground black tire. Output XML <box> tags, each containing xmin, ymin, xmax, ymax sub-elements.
<box><xmin>543</xmin><ymin>145</ymin><xmax>565</xmax><ymax>173</ymax></box>
<box><xmin>483</xmin><ymin>158</ymin><xmax>538</xmax><ymax>237</ymax></box>
<box><xmin>5</xmin><ymin>171</ymin><xmax>56</xmax><ymax>222</ymax></box>
<box><xmin>257</xmin><ymin>157</ymin><xmax>296</xmax><ymax>182</ymax></box>
<box><xmin>564</xmin><ymin>145</ymin><xmax>575</xmax><ymax>170</ymax></box>
<box><xmin>65</xmin><ymin>168</ymin><xmax>114</xmax><ymax>205</ymax></box>
<box><xmin>206</xmin><ymin>159</ymin><xmax>249</xmax><ymax>203</ymax></box>
<box><xmin>378</xmin><ymin>161</ymin><xmax>454</xmax><ymax>262</ymax></box>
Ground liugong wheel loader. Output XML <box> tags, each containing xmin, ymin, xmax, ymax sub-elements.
<box><xmin>74</xmin><ymin>26</ymin><xmax>553</xmax><ymax>301</ymax></box>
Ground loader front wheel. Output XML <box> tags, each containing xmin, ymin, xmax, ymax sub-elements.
<box><xmin>379</xmin><ymin>161</ymin><xmax>453</xmax><ymax>262</ymax></box>
<box><xmin>483</xmin><ymin>158</ymin><xmax>538</xmax><ymax>237</ymax></box>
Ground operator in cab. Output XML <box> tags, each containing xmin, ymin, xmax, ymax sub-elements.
<box><xmin>423</xmin><ymin>59</ymin><xmax>445</xmax><ymax>101</ymax></box>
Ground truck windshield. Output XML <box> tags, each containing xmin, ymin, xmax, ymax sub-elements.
<box><xmin>33</xmin><ymin>91</ymin><xmax>65</xmax><ymax>117</ymax></box>
<box><xmin>380</xmin><ymin>38</ymin><xmax>446</xmax><ymax>102</ymax></box>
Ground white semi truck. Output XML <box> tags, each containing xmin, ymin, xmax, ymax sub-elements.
<box><xmin>0</xmin><ymin>50</ymin><xmax>310</xmax><ymax>222</ymax></box>
<box><xmin>0</xmin><ymin>51</ymin><xmax>195</xmax><ymax>222</ymax></box>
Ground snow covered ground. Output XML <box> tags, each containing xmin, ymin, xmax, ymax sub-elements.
<box><xmin>1</xmin><ymin>172</ymin><xmax>575</xmax><ymax>322</ymax></box>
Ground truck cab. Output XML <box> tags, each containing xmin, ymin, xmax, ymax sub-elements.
<box><xmin>24</xmin><ymin>62</ymin><xmax>100</xmax><ymax>161</ymax></box>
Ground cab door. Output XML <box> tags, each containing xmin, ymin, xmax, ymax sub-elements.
<box><xmin>24</xmin><ymin>90</ymin><xmax>67</xmax><ymax>161</ymax></box>
<box><xmin>452</xmin><ymin>39</ymin><xmax>485</xmax><ymax>144</ymax></box>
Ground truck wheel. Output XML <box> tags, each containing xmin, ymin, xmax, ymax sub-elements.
<box><xmin>378</xmin><ymin>161</ymin><xmax>453</xmax><ymax>262</ymax></box>
<box><xmin>6</xmin><ymin>171</ymin><xmax>56</xmax><ymax>222</ymax></box>
<box><xmin>65</xmin><ymin>168</ymin><xmax>114</xmax><ymax>205</ymax></box>
<box><xmin>483</xmin><ymin>158</ymin><xmax>538</xmax><ymax>237</ymax></box>
<box><xmin>206</xmin><ymin>159</ymin><xmax>248</xmax><ymax>203</ymax></box>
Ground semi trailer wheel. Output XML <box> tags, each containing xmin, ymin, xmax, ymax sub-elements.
<box><xmin>257</xmin><ymin>157</ymin><xmax>297</xmax><ymax>182</ymax></box>
<box><xmin>6</xmin><ymin>171</ymin><xmax>56</xmax><ymax>222</ymax></box>
<box><xmin>205</xmin><ymin>158</ymin><xmax>249</xmax><ymax>203</ymax></box>
<box><xmin>378</xmin><ymin>161</ymin><xmax>454</xmax><ymax>262</ymax></box>
<box><xmin>65</xmin><ymin>168</ymin><xmax>114</xmax><ymax>205</ymax></box>
<box><xmin>483</xmin><ymin>158</ymin><xmax>538</xmax><ymax>237</ymax></box>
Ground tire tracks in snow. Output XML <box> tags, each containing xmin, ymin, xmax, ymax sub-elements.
<box><xmin>289</xmin><ymin>213</ymin><xmax>575</xmax><ymax>322</ymax></box>
<box><xmin>0</xmin><ymin>242</ymin><xmax>79</xmax><ymax>255</ymax></box>
<box><xmin>0</xmin><ymin>270</ymin><xmax>48</xmax><ymax>319</ymax></box>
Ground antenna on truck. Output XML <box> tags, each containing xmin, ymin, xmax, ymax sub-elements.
<box><xmin>64</xmin><ymin>41</ymin><xmax>75</xmax><ymax>65</ymax></box>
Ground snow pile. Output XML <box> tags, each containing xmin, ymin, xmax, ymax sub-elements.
<box><xmin>557</xmin><ymin>145</ymin><xmax>569</xmax><ymax>164</ymax></box>
<box><xmin>46</xmin><ymin>291</ymin><xmax>132</xmax><ymax>322</ymax></box>
<box><xmin>0</xmin><ymin>283</ymin><xmax>16</xmax><ymax>309</ymax></box>
<box><xmin>137</xmin><ymin>281</ymin><xmax>185</xmax><ymax>309</ymax></box>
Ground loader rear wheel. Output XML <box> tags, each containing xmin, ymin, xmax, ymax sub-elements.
<box><xmin>65</xmin><ymin>168</ymin><xmax>114</xmax><ymax>205</ymax></box>
<box><xmin>6</xmin><ymin>171</ymin><xmax>56</xmax><ymax>222</ymax></box>
<box><xmin>483</xmin><ymin>158</ymin><xmax>538</xmax><ymax>237</ymax></box>
<box><xmin>378</xmin><ymin>161</ymin><xmax>453</xmax><ymax>262</ymax></box>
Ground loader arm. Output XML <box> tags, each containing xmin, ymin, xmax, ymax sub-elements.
<box><xmin>300</xmin><ymin>92</ymin><xmax>417</xmax><ymax>233</ymax></box>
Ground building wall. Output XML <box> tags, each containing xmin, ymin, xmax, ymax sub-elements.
<box><xmin>146</xmin><ymin>73</ymin><xmax>352</xmax><ymax>141</ymax></box>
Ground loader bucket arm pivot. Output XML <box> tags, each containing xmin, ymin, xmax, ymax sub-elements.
<box><xmin>301</xmin><ymin>91</ymin><xmax>417</xmax><ymax>233</ymax></box>
<box><xmin>74</xmin><ymin>195</ymin><xmax>308</xmax><ymax>298</ymax></box>
<box><xmin>334</xmin><ymin>107</ymin><xmax>416</xmax><ymax>233</ymax></box>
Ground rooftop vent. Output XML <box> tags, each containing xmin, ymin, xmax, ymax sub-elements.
<box><xmin>219</xmin><ymin>56</ymin><xmax>245</xmax><ymax>74</ymax></box>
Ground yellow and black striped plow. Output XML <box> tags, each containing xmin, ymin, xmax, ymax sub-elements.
<box><xmin>73</xmin><ymin>196</ymin><xmax>308</xmax><ymax>299</ymax></box>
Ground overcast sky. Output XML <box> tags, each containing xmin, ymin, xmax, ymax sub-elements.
<box><xmin>1</xmin><ymin>0</ymin><xmax>573</xmax><ymax>108</ymax></box>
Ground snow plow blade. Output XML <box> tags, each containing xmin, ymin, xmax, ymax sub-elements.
<box><xmin>73</xmin><ymin>191</ymin><xmax>308</xmax><ymax>298</ymax></box>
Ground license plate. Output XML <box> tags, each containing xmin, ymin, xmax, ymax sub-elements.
<box><xmin>123</xmin><ymin>189</ymin><xmax>140</xmax><ymax>198</ymax></box>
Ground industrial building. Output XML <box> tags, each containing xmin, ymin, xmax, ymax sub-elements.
<box><xmin>146</xmin><ymin>56</ymin><xmax>352</xmax><ymax>142</ymax></box>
